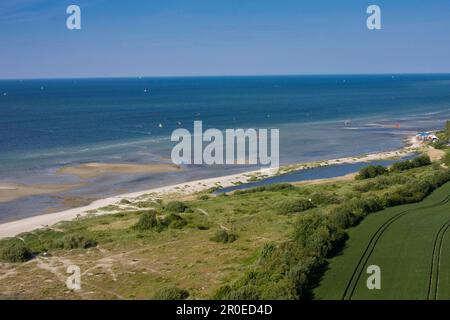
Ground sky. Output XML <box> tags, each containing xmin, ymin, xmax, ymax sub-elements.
<box><xmin>1</xmin><ymin>0</ymin><xmax>450</xmax><ymax>79</ymax></box>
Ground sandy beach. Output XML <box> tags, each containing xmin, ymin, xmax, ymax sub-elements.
<box><xmin>0</xmin><ymin>136</ymin><xmax>424</xmax><ymax>239</ymax></box>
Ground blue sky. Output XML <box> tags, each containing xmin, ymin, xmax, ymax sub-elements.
<box><xmin>1</xmin><ymin>0</ymin><xmax>450</xmax><ymax>78</ymax></box>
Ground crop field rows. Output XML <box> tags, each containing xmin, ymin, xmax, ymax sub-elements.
<box><xmin>315</xmin><ymin>182</ymin><xmax>450</xmax><ymax>300</ymax></box>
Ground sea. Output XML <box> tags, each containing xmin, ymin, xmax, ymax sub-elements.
<box><xmin>0</xmin><ymin>74</ymin><xmax>449</xmax><ymax>221</ymax></box>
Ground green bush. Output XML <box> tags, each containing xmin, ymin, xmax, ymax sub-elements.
<box><xmin>411</xmin><ymin>155</ymin><xmax>432</xmax><ymax>167</ymax></box>
<box><xmin>153</xmin><ymin>285</ymin><xmax>189</xmax><ymax>300</ymax></box>
<box><xmin>276</xmin><ymin>198</ymin><xmax>315</xmax><ymax>214</ymax></box>
<box><xmin>445</xmin><ymin>120</ymin><xmax>450</xmax><ymax>139</ymax></box>
<box><xmin>310</xmin><ymin>191</ymin><xmax>340</xmax><ymax>205</ymax></box>
<box><xmin>54</xmin><ymin>234</ymin><xmax>97</xmax><ymax>249</ymax></box>
<box><xmin>164</xmin><ymin>201</ymin><xmax>189</xmax><ymax>213</ymax></box>
<box><xmin>135</xmin><ymin>201</ymin><xmax>155</xmax><ymax>208</ymax></box>
<box><xmin>234</xmin><ymin>183</ymin><xmax>294</xmax><ymax>195</ymax></box>
<box><xmin>210</xmin><ymin>229</ymin><xmax>237</xmax><ymax>243</ymax></box>
<box><xmin>444</xmin><ymin>153</ymin><xmax>450</xmax><ymax>166</ymax></box>
<box><xmin>0</xmin><ymin>240</ymin><xmax>32</xmax><ymax>263</ymax></box>
<box><xmin>133</xmin><ymin>211</ymin><xmax>159</xmax><ymax>231</ymax></box>
<box><xmin>390</xmin><ymin>155</ymin><xmax>431</xmax><ymax>172</ymax></box>
<box><xmin>432</xmin><ymin>140</ymin><xmax>447</xmax><ymax>150</ymax></box>
<box><xmin>163</xmin><ymin>213</ymin><xmax>187</xmax><ymax>229</ymax></box>
<box><xmin>356</xmin><ymin>165</ymin><xmax>388</xmax><ymax>180</ymax></box>
<box><xmin>353</xmin><ymin>174</ymin><xmax>411</xmax><ymax>193</ymax></box>
<box><xmin>224</xmin><ymin>285</ymin><xmax>260</xmax><ymax>300</ymax></box>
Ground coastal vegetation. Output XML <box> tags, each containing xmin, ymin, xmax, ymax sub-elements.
<box><xmin>390</xmin><ymin>154</ymin><xmax>431</xmax><ymax>172</ymax></box>
<box><xmin>355</xmin><ymin>165</ymin><xmax>388</xmax><ymax>179</ymax></box>
<box><xmin>0</xmin><ymin>239</ymin><xmax>32</xmax><ymax>263</ymax></box>
<box><xmin>0</xmin><ymin>149</ymin><xmax>449</xmax><ymax>299</ymax></box>
<box><xmin>210</xmin><ymin>229</ymin><xmax>237</xmax><ymax>244</ymax></box>
<box><xmin>153</xmin><ymin>285</ymin><xmax>190</xmax><ymax>300</ymax></box>
<box><xmin>214</xmin><ymin>157</ymin><xmax>450</xmax><ymax>299</ymax></box>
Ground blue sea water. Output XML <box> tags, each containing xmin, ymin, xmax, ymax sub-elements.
<box><xmin>0</xmin><ymin>74</ymin><xmax>449</xmax><ymax>221</ymax></box>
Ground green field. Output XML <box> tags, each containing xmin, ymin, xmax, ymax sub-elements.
<box><xmin>314</xmin><ymin>182</ymin><xmax>450</xmax><ymax>300</ymax></box>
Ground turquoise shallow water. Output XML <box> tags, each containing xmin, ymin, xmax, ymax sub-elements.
<box><xmin>0</xmin><ymin>74</ymin><xmax>449</xmax><ymax>221</ymax></box>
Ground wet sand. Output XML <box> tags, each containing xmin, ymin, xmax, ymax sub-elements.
<box><xmin>0</xmin><ymin>182</ymin><xmax>85</xmax><ymax>203</ymax></box>
<box><xmin>56</xmin><ymin>162</ymin><xmax>181</xmax><ymax>179</ymax></box>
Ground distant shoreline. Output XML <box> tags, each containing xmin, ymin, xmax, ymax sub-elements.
<box><xmin>0</xmin><ymin>135</ymin><xmax>422</xmax><ymax>239</ymax></box>
<box><xmin>2</xmin><ymin>72</ymin><xmax>450</xmax><ymax>81</ymax></box>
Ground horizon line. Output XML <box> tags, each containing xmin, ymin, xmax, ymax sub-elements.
<box><xmin>1</xmin><ymin>72</ymin><xmax>450</xmax><ymax>81</ymax></box>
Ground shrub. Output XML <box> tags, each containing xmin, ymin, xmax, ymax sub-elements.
<box><xmin>211</xmin><ymin>229</ymin><xmax>237</xmax><ymax>243</ymax></box>
<box><xmin>163</xmin><ymin>213</ymin><xmax>187</xmax><ymax>229</ymax></box>
<box><xmin>391</xmin><ymin>155</ymin><xmax>431</xmax><ymax>172</ymax></box>
<box><xmin>259</xmin><ymin>243</ymin><xmax>276</xmax><ymax>263</ymax></box>
<box><xmin>135</xmin><ymin>201</ymin><xmax>155</xmax><ymax>208</ymax></box>
<box><xmin>411</xmin><ymin>155</ymin><xmax>431</xmax><ymax>167</ymax></box>
<box><xmin>433</xmin><ymin>140</ymin><xmax>447</xmax><ymax>150</ymax></box>
<box><xmin>213</xmin><ymin>285</ymin><xmax>233</xmax><ymax>300</ymax></box>
<box><xmin>164</xmin><ymin>201</ymin><xmax>189</xmax><ymax>213</ymax></box>
<box><xmin>0</xmin><ymin>240</ymin><xmax>32</xmax><ymax>263</ymax></box>
<box><xmin>264</xmin><ymin>184</ymin><xmax>295</xmax><ymax>192</ymax></box>
<box><xmin>276</xmin><ymin>198</ymin><xmax>315</xmax><ymax>214</ymax></box>
<box><xmin>224</xmin><ymin>285</ymin><xmax>260</xmax><ymax>300</ymax></box>
<box><xmin>310</xmin><ymin>191</ymin><xmax>340</xmax><ymax>205</ymax></box>
<box><xmin>354</xmin><ymin>174</ymin><xmax>411</xmax><ymax>193</ymax></box>
<box><xmin>133</xmin><ymin>211</ymin><xmax>159</xmax><ymax>231</ymax></box>
<box><xmin>153</xmin><ymin>286</ymin><xmax>189</xmax><ymax>300</ymax></box>
<box><xmin>119</xmin><ymin>199</ymin><xmax>131</xmax><ymax>205</ymax></box>
<box><xmin>356</xmin><ymin>165</ymin><xmax>388</xmax><ymax>180</ymax></box>
<box><xmin>444</xmin><ymin>153</ymin><xmax>450</xmax><ymax>166</ymax></box>
<box><xmin>445</xmin><ymin>120</ymin><xmax>450</xmax><ymax>139</ymax></box>
<box><xmin>54</xmin><ymin>234</ymin><xmax>97</xmax><ymax>249</ymax></box>
<box><xmin>234</xmin><ymin>184</ymin><xmax>294</xmax><ymax>195</ymax></box>
<box><xmin>197</xmin><ymin>194</ymin><xmax>210</xmax><ymax>200</ymax></box>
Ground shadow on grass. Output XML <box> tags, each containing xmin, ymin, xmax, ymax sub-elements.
<box><xmin>305</xmin><ymin>233</ymin><xmax>349</xmax><ymax>300</ymax></box>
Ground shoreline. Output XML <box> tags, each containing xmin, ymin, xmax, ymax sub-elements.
<box><xmin>0</xmin><ymin>136</ymin><xmax>422</xmax><ymax>239</ymax></box>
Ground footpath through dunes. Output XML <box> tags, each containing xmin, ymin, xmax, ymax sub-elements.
<box><xmin>314</xmin><ymin>182</ymin><xmax>450</xmax><ymax>300</ymax></box>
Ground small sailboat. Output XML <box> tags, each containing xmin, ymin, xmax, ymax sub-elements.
<box><xmin>158</xmin><ymin>123</ymin><xmax>163</xmax><ymax>128</ymax></box>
